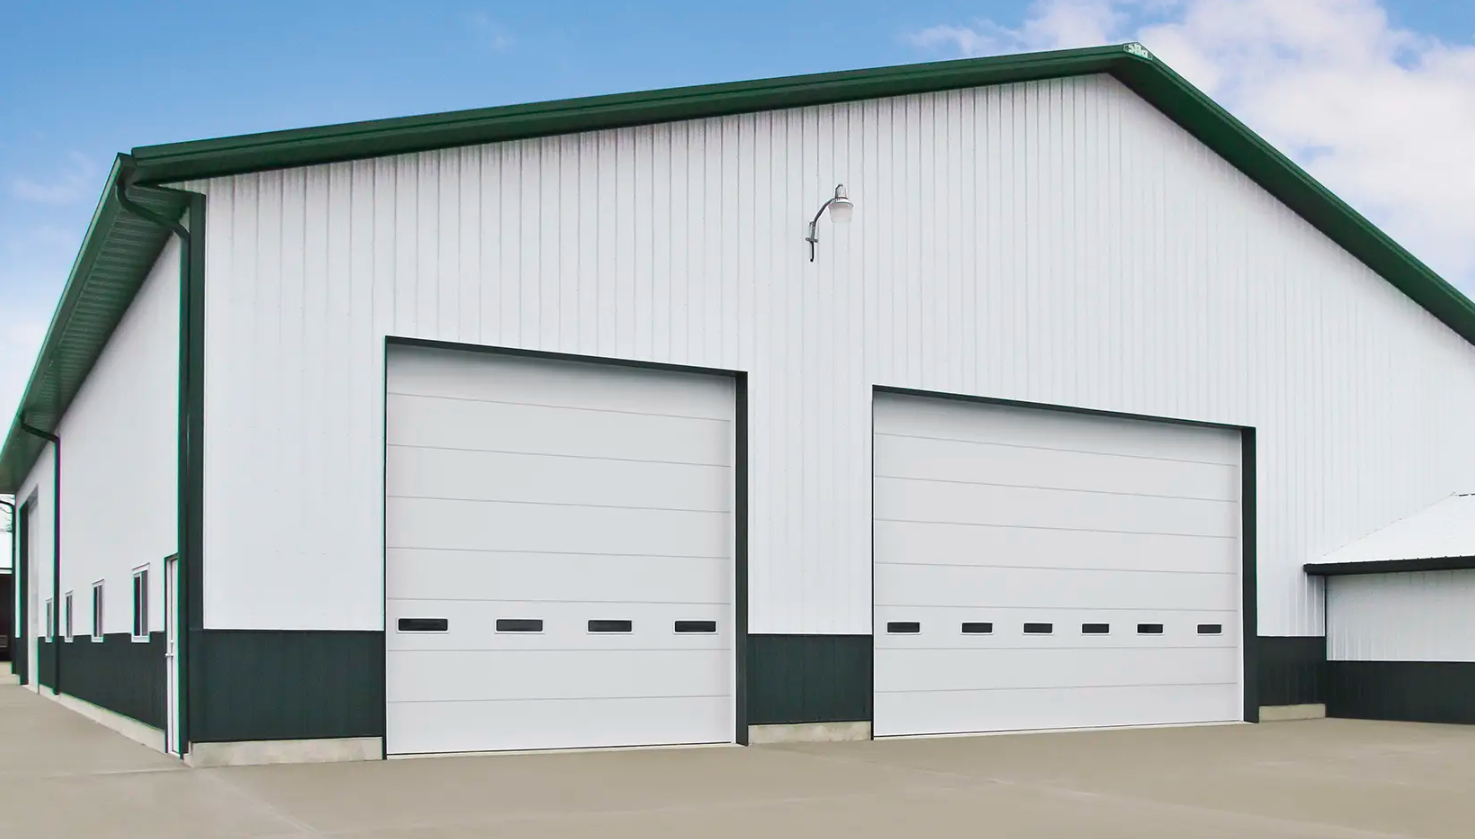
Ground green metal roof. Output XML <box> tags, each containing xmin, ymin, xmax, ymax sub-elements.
<box><xmin>4</xmin><ymin>42</ymin><xmax>1475</xmax><ymax>491</ymax></box>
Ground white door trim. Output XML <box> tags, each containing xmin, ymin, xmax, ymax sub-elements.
<box><xmin>164</xmin><ymin>554</ymin><xmax>180</xmax><ymax>755</ymax></box>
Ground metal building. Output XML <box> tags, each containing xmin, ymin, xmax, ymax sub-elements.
<box><xmin>5</xmin><ymin>43</ymin><xmax>1475</xmax><ymax>765</ymax></box>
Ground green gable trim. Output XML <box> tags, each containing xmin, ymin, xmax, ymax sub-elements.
<box><xmin>1107</xmin><ymin>55</ymin><xmax>1475</xmax><ymax>356</ymax></box>
<box><xmin>4</xmin><ymin>42</ymin><xmax>1475</xmax><ymax>491</ymax></box>
<box><xmin>130</xmin><ymin>45</ymin><xmax>1126</xmax><ymax>183</ymax></box>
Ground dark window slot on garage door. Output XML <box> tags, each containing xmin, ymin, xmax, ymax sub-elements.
<box><xmin>1137</xmin><ymin>623</ymin><xmax>1165</xmax><ymax>634</ymax></box>
<box><xmin>1081</xmin><ymin>623</ymin><xmax>1110</xmax><ymax>634</ymax></box>
<box><xmin>397</xmin><ymin>618</ymin><xmax>449</xmax><ymax>632</ymax></box>
<box><xmin>496</xmin><ymin>619</ymin><xmax>543</xmax><ymax>633</ymax></box>
<box><xmin>961</xmin><ymin>622</ymin><xmax>993</xmax><ymax>634</ymax></box>
<box><xmin>674</xmin><ymin>620</ymin><xmax>717</xmax><ymax>633</ymax></box>
<box><xmin>887</xmin><ymin>621</ymin><xmax>921</xmax><ymax>634</ymax></box>
<box><xmin>1197</xmin><ymin>624</ymin><xmax>1223</xmax><ymax>635</ymax></box>
<box><xmin>588</xmin><ymin>620</ymin><xmax>633</xmax><ymax>633</ymax></box>
<box><xmin>1023</xmin><ymin>623</ymin><xmax>1053</xmax><ymax>634</ymax></box>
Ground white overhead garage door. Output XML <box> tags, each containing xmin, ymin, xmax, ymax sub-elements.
<box><xmin>873</xmin><ymin>393</ymin><xmax>1242</xmax><ymax>737</ymax></box>
<box><xmin>385</xmin><ymin>346</ymin><xmax>735</xmax><ymax>756</ymax></box>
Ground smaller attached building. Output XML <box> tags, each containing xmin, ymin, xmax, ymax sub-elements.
<box><xmin>1307</xmin><ymin>493</ymin><xmax>1475</xmax><ymax>724</ymax></box>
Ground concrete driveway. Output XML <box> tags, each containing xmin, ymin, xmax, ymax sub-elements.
<box><xmin>2</xmin><ymin>683</ymin><xmax>1472</xmax><ymax>838</ymax></box>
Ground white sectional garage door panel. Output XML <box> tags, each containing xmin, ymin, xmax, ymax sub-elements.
<box><xmin>386</xmin><ymin>347</ymin><xmax>733</xmax><ymax>755</ymax></box>
<box><xmin>873</xmin><ymin>394</ymin><xmax>1242</xmax><ymax>737</ymax></box>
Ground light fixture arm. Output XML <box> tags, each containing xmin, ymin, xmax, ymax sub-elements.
<box><xmin>805</xmin><ymin>184</ymin><xmax>850</xmax><ymax>262</ymax></box>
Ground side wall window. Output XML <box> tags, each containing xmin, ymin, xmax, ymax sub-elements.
<box><xmin>131</xmin><ymin>568</ymin><xmax>149</xmax><ymax>640</ymax></box>
<box><xmin>92</xmin><ymin>582</ymin><xmax>105</xmax><ymax>640</ymax></box>
<box><xmin>64</xmin><ymin>592</ymin><xmax>74</xmax><ymax>640</ymax></box>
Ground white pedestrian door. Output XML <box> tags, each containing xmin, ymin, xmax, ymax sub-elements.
<box><xmin>385</xmin><ymin>346</ymin><xmax>736</xmax><ymax>756</ymax></box>
<box><xmin>873</xmin><ymin>393</ymin><xmax>1243</xmax><ymax>737</ymax></box>
<box><xmin>164</xmin><ymin>555</ymin><xmax>180</xmax><ymax>754</ymax></box>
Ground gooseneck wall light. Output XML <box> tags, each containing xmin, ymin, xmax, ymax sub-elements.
<box><xmin>805</xmin><ymin>184</ymin><xmax>853</xmax><ymax>262</ymax></box>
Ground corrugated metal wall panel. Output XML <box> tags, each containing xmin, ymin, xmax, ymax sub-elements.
<box><xmin>1328</xmin><ymin>571</ymin><xmax>1475</xmax><ymax>662</ymax></box>
<box><xmin>186</xmin><ymin>74</ymin><xmax>1475</xmax><ymax>635</ymax></box>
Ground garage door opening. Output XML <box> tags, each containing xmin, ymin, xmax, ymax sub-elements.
<box><xmin>385</xmin><ymin>344</ymin><xmax>738</xmax><ymax>755</ymax></box>
<box><xmin>872</xmin><ymin>391</ymin><xmax>1245</xmax><ymax>737</ymax></box>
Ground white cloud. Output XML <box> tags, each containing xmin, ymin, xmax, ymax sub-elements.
<box><xmin>905</xmin><ymin>0</ymin><xmax>1475</xmax><ymax>294</ymax></box>
<box><xmin>910</xmin><ymin>0</ymin><xmax>1127</xmax><ymax>56</ymax></box>
<box><xmin>11</xmin><ymin>152</ymin><xmax>100</xmax><ymax>206</ymax></box>
<box><xmin>468</xmin><ymin>12</ymin><xmax>514</xmax><ymax>52</ymax></box>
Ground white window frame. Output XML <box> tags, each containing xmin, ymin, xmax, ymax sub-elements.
<box><xmin>92</xmin><ymin>581</ymin><xmax>105</xmax><ymax>642</ymax></box>
<box><xmin>64</xmin><ymin>591</ymin><xmax>74</xmax><ymax>642</ymax></box>
<box><xmin>131</xmin><ymin>566</ymin><xmax>150</xmax><ymax>642</ymax></box>
<box><xmin>44</xmin><ymin>598</ymin><xmax>54</xmax><ymax>640</ymax></box>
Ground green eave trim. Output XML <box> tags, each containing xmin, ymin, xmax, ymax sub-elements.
<box><xmin>4</xmin><ymin>43</ymin><xmax>1474</xmax><ymax>490</ymax></box>
<box><xmin>0</xmin><ymin>157</ymin><xmax>188</xmax><ymax>491</ymax></box>
<box><xmin>131</xmin><ymin>44</ymin><xmax>1128</xmax><ymax>183</ymax></box>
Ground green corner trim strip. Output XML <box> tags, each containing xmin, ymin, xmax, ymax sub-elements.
<box><xmin>3</xmin><ymin>42</ymin><xmax>1475</xmax><ymax>490</ymax></box>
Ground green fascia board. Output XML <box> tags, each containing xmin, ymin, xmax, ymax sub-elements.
<box><xmin>131</xmin><ymin>44</ymin><xmax>1127</xmax><ymax>183</ymax></box>
<box><xmin>4</xmin><ymin>42</ymin><xmax>1475</xmax><ymax>490</ymax></box>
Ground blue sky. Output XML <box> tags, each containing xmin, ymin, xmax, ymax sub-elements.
<box><xmin>3</xmin><ymin>0</ymin><xmax>1475</xmax><ymax>424</ymax></box>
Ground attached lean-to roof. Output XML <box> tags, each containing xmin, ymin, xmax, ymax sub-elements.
<box><xmin>1305</xmin><ymin>493</ymin><xmax>1475</xmax><ymax>576</ymax></box>
<box><xmin>4</xmin><ymin>41</ymin><xmax>1475</xmax><ymax>490</ymax></box>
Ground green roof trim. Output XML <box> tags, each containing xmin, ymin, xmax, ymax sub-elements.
<box><xmin>131</xmin><ymin>44</ymin><xmax>1128</xmax><ymax>183</ymax></box>
<box><xmin>4</xmin><ymin>42</ymin><xmax>1474</xmax><ymax>491</ymax></box>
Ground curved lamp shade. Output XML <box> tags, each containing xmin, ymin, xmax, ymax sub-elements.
<box><xmin>806</xmin><ymin>183</ymin><xmax>855</xmax><ymax>261</ymax></box>
<box><xmin>828</xmin><ymin>186</ymin><xmax>854</xmax><ymax>224</ymax></box>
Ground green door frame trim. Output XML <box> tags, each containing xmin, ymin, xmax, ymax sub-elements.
<box><xmin>4</xmin><ymin>41</ymin><xmax>1475</xmax><ymax>494</ymax></box>
<box><xmin>382</xmin><ymin>336</ymin><xmax>751</xmax><ymax>749</ymax></box>
<box><xmin>872</xmin><ymin>385</ymin><xmax>1261</xmax><ymax>723</ymax></box>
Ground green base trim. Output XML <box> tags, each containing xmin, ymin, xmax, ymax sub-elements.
<box><xmin>1328</xmin><ymin>661</ymin><xmax>1475</xmax><ymax>725</ymax></box>
<box><xmin>747</xmin><ymin>634</ymin><xmax>871</xmax><ymax>725</ymax></box>
<box><xmin>34</xmin><ymin>634</ymin><xmax>165</xmax><ymax>728</ymax></box>
<box><xmin>1258</xmin><ymin>636</ymin><xmax>1326</xmax><ymax>707</ymax></box>
<box><xmin>190</xmin><ymin>629</ymin><xmax>384</xmax><ymax>743</ymax></box>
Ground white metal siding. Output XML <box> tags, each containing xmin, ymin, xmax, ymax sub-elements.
<box><xmin>385</xmin><ymin>346</ymin><xmax>733</xmax><ymax>753</ymax></box>
<box><xmin>1328</xmin><ymin>570</ymin><xmax>1475</xmax><ymax>662</ymax></box>
<box><xmin>872</xmin><ymin>394</ymin><xmax>1241</xmax><ymax>735</ymax></box>
<box><xmin>16</xmin><ymin>240</ymin><xmax>179</xmax><ymax>642</ymax></box>
<box><xmin>186</xmin><ymin>73</ymin><xmax>1475</xmax><ymax>635</ymax></box>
